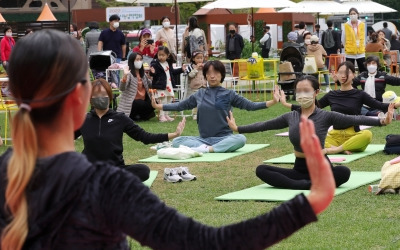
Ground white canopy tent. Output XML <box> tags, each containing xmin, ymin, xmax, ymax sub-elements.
<box><xmin>201</xmin><ymin>0</ymin><xmax>296</xmax><ymax>49</ymax></box>
<box><xmin>321</xmin><ymin>0</ymin><xmax>397</xmax><ymax>14</ymax></box>
<box><xmin>278</xmin><ymin>0</ymin><xmax>350</xmax><ymax>15</ymax></box>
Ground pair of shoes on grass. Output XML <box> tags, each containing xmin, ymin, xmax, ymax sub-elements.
<box><xmin>164</xmin><ymin>166</ymin><xmax>197</xmax><ymax>183</ymax></box>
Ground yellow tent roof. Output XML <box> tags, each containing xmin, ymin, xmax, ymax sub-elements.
<box><xmin>0</xmin><ymin>13</ymin><xmax>6</xmax><ymax>23</ymax></box>
<box><xmin>37</xmin><ymin>3</ymin><xmax>57</xmax><ymax>21</ymax></box>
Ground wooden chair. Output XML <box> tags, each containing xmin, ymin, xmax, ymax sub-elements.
<box><xmin>388</xmin><ymin>50</ymin><xmax>399</xmax><ymax>76</ymax></box>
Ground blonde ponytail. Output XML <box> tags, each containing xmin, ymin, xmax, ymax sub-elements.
<box><xmin>1</xmin><ymin>109</ymin><xmax>38</xmax><ymax>250</ymax></box>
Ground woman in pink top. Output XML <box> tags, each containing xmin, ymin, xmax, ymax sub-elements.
<box><xmin>1</xmin><ymin>26</ymin><xmax>15</xmax><ymax>70</ymax></box>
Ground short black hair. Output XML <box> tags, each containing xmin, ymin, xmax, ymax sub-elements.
<box><xmin>315</xmin><ymin>24</ymin><xmax>320</xmax><ymax>28</ymax></box>
<box><xmin>264</xmin><ymin>26</ymin><xmax>270</xmax><ymax>30</ymax></box>
<box><xmin>109</xmin><ymin>14</ymin><xmax>120</xmax><ymax>22</ymax></box>
<box><xmin>3</xmin><ymin>26</ymin><xmax>11</xmax><ymax>34</ymax></box>
<box><xmin>327</xmin><ymin>20</ymin><xmax>333</xmax><ymax>28</ymax></box>
<box><xmin>298</xmin><ymin>22</ymin><xmax>305</xmax><ymax>29</ymax></box>
<box><xmin>364</xmin><ymin>55</ymin><xmax>381</xmax><ymax>69</ymax></box>
<box><xmin>203</xmin><ymin>60</ymin><xmax>226</xmax><ymax>83</ymax></box>
<box><xmin>383</xmin><ymin>22</ymin><xmax>388</xmax><ymax>28</ymax></box>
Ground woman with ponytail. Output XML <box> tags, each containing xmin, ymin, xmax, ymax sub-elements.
<box><xmin>1</xmin><ymin>30</ymin><xmax>336</xmax><ymax>249</ymax></box>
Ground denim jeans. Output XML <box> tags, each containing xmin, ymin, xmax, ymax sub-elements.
<box><xmin>172</xmin><ymin>134</ymin><xmax>246</xmax><ymax>153</ymax></box>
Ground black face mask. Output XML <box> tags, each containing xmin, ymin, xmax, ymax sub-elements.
<box><xmin>229</xmin><ymin>30</ymin><xmax>235</xmax><ymax>34</ymax></box>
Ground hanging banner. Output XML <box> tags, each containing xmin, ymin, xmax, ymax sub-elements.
<box><xmin>106</xmin><ymin>7</ymin><xmax>145</xmax><ymax>22</ymax></box>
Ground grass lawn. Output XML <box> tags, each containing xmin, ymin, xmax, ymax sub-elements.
<box><xmin>1</xmin><ymin>86</ymin><xmax>400</xmax><ymax>249</ymax></box>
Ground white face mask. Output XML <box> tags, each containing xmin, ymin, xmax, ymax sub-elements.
<box><xmin>5</xmin><ymin>32</ymin><xmax>12</xmax><ymax>37</ymax></box>
<box><xmin>367</xmin><ymin>64</ymin><xmax>377</xmax><ymax>74</ymax></box>
<box><xmin>304</xmin><ymin>39</ymin><xmax>311</xmax><ymax>45</ymax></box>
<box><xmin>296</xmin><ymin>92</ymin><xmax>315</xmax><ymax>108</ymax></box>
<box><xmin>163</xmin><ymin>21</ymin><xmax>170</xmax><ymax>28</ymax></box>
<box><xmin>134</xmin><ymin>61</ymin><xmax>143</xmax><ymax>69</ymax></box>
<box><xmin>113</xmin><ymin>22</ymin><xmax>119</xmax><ymax>29</ymax></box>
<box><xmin>350</xmin><ymin>14</ymin><xmax>358</xmax><ymax>21</ymax></box>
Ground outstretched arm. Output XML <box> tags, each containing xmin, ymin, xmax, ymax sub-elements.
<box><xmin>300</xmin><ymin>116</ymin><xmax>335</xmax><ymax>215</ymax></box>
<box><xmin>279</xmin><ymin>89</ymin><xmax>293</xmax><ymax>109</ymax></box>
<box><xmin>265</xmin><ymin>85</ymin><xmax>280</xmax><ymax>108</ymax></box>
<box><xmin>168</xmin><ymin>117</ymin><xmax>186</xmax><ymax>140</ymax></box>
<box><xmin>151</xmin><ymin>95</ymin><xmax>163</xmax><ymax>110</ymax></box>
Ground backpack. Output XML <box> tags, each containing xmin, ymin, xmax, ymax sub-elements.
<box><xmin>323</xmin><ymin>29</ymin><xmax>335</xmax><ymax>49</ymax></box>
<box><xmin>296</xmin><ymin>30</ymin><xmax>304</xmax><ymax>44</ymax></box>
<box><xmin>383</xmin><ymin>134</ymin><xmax>400</xmax><ymax>154</ymax></box>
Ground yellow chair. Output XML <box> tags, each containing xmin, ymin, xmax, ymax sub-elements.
<box><xmin>0</xmin><ymin>83</ymin><xmax>18</xmax><ymax>146</ymax></box>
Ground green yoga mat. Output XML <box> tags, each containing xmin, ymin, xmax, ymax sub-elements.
<box><xmin>215</xmin><ymin>171</ymin><xmax>380</xmax><ymax>201</ymax></box>
<box><xmin>143</xmin><ymin>171</ymin><xmax>158</xmax><ymax>187</ymax></box>
<box><xmin>138</xmin><ymin>144</ymin><xmax>270</xmax><ymax>163</ymax></box>
<box><xmin>263</xmin><ymin>144</ymin><xmax>384</xmax><ymax>164</ymax></box>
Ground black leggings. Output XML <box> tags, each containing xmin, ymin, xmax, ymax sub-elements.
<box><xmin>346</xmin><ymin>57</ymin><xmax>366</xmax><ymax>73</ymax></box>
<box><xmin>119</xmin><ymin>164</ymin><xmax>150</xmax><ymax>182</ymax></box>
<box><xmin>256</xmin><ymin>156</ymin><xmax>350</xmax><ymax>190</ymax></box>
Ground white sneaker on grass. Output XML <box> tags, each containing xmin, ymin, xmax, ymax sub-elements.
<box><xmin>177</xmin><ymin>166</ymin><xmax>197</xmax><ymax>181</ymax></box>
<box><xmin>164</xmin><ymin>168</ymin><xmax>182</xmax><ymax>183</ymax></box>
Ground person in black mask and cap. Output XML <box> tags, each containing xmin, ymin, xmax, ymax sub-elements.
<box><xmin>225</xmin><ymin>23</ymin><xmax>244</xmax><ymax>60</ymax></box>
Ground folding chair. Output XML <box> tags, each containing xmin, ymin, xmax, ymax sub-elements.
<box><xmin>388</xmin><ymin>50</ymin><xmax>399</xmax><ymax>76</ymax></box>
<box><xmin>220</xmin><ymin>59</ymin><xmax>239</xmax><ymax>90</ymax></box>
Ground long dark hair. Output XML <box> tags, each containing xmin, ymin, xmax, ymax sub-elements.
<box><xmin>128</xmin><ymin>52</ymin><xmax>144</xmax><ymax>78</ymax></box>
<box><xmin>337</xmin><ymin>61</ymin><xmax>355</xmax><ymax>84</ymax></box>
<box><xmin>3</xmin><ymin>29</ymin><xmax>88</xmax><ymax>250</ymax></box>
<box><xmin>188</xmin><ymin>16</ymin><xmax>199</xmax><ymax>32</ymax></box>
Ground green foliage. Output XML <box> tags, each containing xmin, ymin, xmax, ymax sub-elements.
<box><xmin>254</xmin><ymin>20</ymin><xmax>264</xmax><ymax>42</ymax></box>
<box><xmin>373</xmin><ymin>0</ymin><xmax>400</xmax><ymax>23</ymax></box>
<box><xmin>282</xmin><ymin>20</ymin><xmax>292</xmax><ymax>43</ymax></box>
<box><xmin>241</xmin><ymin>39</ymin><xmax>262</xmax><ymax>59</ymax></box>
<box><xmin>95</xmin><ymin>0</ymin><xmax>130</xmax><ymax>8</ymax></box>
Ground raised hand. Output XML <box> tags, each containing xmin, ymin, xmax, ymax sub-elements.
<box><xmin>383</xmin><ymin>103</ymin><xmax>395</xmax><ymax>125</ymax></box>
<box><xmin>226</xmin><ymin>111</ymin><xmax>238</xmax><ymax>132</ymax></box>
<box><xmin>123</xmin><ymin>65</ymin><xmax>130</xmax><ymax>75</ymax></box>
<box><xmin>151</xmin><ymin>95</ymin><xmax>163</xmax><ymax>110</ymax></box>
<box><xmin>175</xmin><ymin>117</ymin><xmax>186</xmax><ymax>136</ymax></box>
<box><xmin>300</xmin><ymin>115</ymin><xmax>335</xmax><ymax>215</ymax></box>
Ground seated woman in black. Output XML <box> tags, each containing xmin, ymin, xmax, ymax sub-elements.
<box><xmin>352</xmin><ymin>55</ymin><xmax>400</xmax><ymax>116</ymax></box>
<box><xmin>75</xmin><ymin>78</ymin><xmax>185</xmax><ymax>181</ymax></box>
<box><xmin>227</xmin><ymin>75</ymin><xmax>394</xmax><ymax>190</ymax></box>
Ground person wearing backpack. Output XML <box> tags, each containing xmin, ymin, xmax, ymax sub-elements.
<box><xmin>260</xmin><ymin>25</ymin><xmax>272</xmax><ymax>58</ymax></box>
<box><xmin>321</xmin><ymin>20</ymin><xmax>341</xmax><ymax>68</ymax></box>
<box><xmin>296</xmin><ymin>22</ymin><xmax>307</xmax><ymax>45</ymax></box>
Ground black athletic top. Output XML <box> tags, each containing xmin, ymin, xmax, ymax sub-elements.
<box><xmin>0</xmin><ymin>150</ymin><xmax>317</xmax><ymax>249</ymax></box>
<box><xmin>75</xmin><ymin>109</ymin><xmax>168</xmax><ymax>166</ymax></box>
